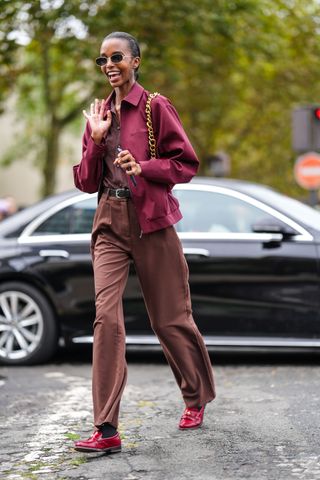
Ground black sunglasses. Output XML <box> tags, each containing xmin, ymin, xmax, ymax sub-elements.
<box><xmin>95</xmin><ymin>53</ymin><xmax>132</xmax><ymax>67</ymax></box>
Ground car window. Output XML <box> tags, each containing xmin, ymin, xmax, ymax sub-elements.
<box><xmin>0</xmin><ymin>192</ymin><xmax>77</xmax><ymax>239</ymax></box>
<box><xmin>31</xmin><ymin>197</ymin><xmax>96</xmax><ymax>235</ymax></box>
<box><xmin>240</xmin><ymin>183</ymin><xmax>320</xmax><ymax>230</ymax></box>
<box><xmin>174</xmin><ymin>189</ymin><xmax>289</xmax><ymax>233</ymax></box>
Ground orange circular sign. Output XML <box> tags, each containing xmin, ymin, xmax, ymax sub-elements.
<box><xmin>294</xmin><ymin>152</ymin><xmax>320</xmax><ymax>189</ymax></box>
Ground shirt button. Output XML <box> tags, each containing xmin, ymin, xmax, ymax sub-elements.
<box><xmin>117</xmin><ymin>126</ymin><xmax>120</xmax><ymax>130</ymax></box>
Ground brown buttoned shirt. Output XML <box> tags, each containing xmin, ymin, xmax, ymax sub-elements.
<box><xmin>101</xmin><ymin>102</ymin><xmax>128</xmax><ymax>189</ymax></box>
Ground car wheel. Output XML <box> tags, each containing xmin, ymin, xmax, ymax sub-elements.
<box><xmin>0</xmin><ymin>282</ymin><xmax>58</xmax><ymax>365</ymax></box>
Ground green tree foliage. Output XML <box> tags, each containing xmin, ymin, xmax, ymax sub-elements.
<box><xmin>1</xmin><ymin>0</ymin><xmax>320</xmax><ymax>197</ymax></box>
<box><xmin>0</xmin><ymin>0</ymin><xmax>110</xmax><ymax>195</ymax></box>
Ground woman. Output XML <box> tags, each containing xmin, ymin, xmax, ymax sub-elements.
<box><xmin>73</xmin><ymin>32</ymin><xmax>216</xmax><ymax>454</ymax></box>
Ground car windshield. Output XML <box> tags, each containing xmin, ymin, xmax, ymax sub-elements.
<box><xmin>240</xmin><ymin>184</ymin><xmax>320</xmax><ymax>231</ymax></box>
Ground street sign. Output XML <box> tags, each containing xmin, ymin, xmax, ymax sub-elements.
<box><xmin>294</xmin><ymin>152</ymin><xmax>320</xmax><ymax>190</ymax></box>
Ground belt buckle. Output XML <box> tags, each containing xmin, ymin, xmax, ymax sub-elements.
<box><xmin>115</xmin><ymin>188</ymin><xmax>124</xmax><ymax>199</ymax></box>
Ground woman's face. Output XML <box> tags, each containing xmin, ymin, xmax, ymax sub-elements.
<box><xmin>99</xmin><ymin>38</ymin><xmax>140</xmax><ymax>89</ymax></box>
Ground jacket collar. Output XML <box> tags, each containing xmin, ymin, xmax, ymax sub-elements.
<box><xmin>105</xmin><ymin>82</ymin><xmax>144</xmax><ymax>110</ymax></box>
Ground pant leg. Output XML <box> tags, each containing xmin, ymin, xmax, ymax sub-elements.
<box><xmin>129</xmin><ymin>207</ymin><xmax>216</xmax><ymax>407</ymax></box>
<box><xmin>91</xmin><ymin>196</ymin><xmax>131</xmax><ymax>429</ymax></box>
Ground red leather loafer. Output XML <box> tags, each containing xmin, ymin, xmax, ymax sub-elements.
<box><xmin>179</xmin><ymin>406</ymin><xmax>205</xmax><ymax>430</ymax></box>
<box><xmin>74</xmin><ymin>431</ymin><xmax>121</xmax><ymax>453</ymax></box>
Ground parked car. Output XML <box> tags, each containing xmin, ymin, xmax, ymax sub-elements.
<box><xmin>1</xmin><ymin>177</ymin><xmax>320</xmax><ymax>365</ymax></box>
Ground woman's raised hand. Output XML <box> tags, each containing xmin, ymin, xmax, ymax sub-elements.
<box><xmin>83</xmin><ymin>99</ymin><xmax>112</xmax><ymax>145</ymax></box>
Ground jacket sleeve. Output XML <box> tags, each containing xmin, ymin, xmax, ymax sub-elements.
<box><xmin>73</xmin><ymin>121</ymin><xmax>105</xmax><ymax>193</ymax></box>
<box><xmin>138</xmin><ymin>97</ymin><xmax>199</xmax><ymax>184</ymax></box>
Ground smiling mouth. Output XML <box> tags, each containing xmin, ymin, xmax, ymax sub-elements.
<box><xmin>107</xmin><ymin>71</ymin><xmax>121</xmax><ymax>80</ymax></box>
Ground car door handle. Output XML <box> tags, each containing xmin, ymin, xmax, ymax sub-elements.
<box><xmin>261</xmin><ymin>233</ymin><xmax>284</xmax><ymax>249</ymax></box>
<box><xmin>183</xmin><ymin>248</ymin><xmax>210</xmax><ymax>257</ymax></box>
<box><xmin>39</xmin><ymin>250</ymin><xmax>70</xmax><ymax>259</ymax></box>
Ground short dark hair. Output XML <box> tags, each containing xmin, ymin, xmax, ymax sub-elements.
<box><xmin>103</xmin><ymin>32</ymin><xmax>141</xmax><ymax>79</ymax></box>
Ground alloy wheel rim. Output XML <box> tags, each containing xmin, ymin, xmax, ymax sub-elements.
<box><xmin>0</xmin><ymin>291</ymin><xmax>44</xmax><ymax>360</ymax></box>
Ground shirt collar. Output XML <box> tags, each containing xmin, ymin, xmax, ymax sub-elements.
<box><xmin>105</xmin><ymin>81</ymin><xmax>144</xmax><ymax>111</ymax></box>
<box><xmin>122</xmin><ymin>82</ymin><xmax>144</xmax><ymax>106</ymax></box>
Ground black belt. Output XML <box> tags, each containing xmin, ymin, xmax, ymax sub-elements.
<box><xmin>106</xmin><ymin>187</ymin><xmax>131</xmax><ymax>199</ymax></box>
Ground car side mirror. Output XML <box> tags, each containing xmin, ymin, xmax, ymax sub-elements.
<box><xmin>252</xmin><ymin>220</ymin><xmax>297</xmax><ymax>237</ymax></box>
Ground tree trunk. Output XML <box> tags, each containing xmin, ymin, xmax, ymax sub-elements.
<box><xmin>41</xmin><ymin>117</ymin><xmax>60</xmax><ymax>197</ymax></box>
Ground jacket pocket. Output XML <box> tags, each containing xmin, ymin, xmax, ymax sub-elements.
<box><xmin>146</xmin><ymin>184</ymin><xmax>179</xmax><ymax>221</ymax></box>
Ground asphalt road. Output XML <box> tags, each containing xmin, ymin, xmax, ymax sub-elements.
<box><xmin>1</xmin><ymin>348</ymin><xmax>320</xmax><ymax>480</ymax></box>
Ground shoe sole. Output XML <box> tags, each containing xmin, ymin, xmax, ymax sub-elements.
<box><xmin>74</xmin><ymin>446</ymin><xmax>121</xmax><ymax>453</ymax></box>
<box><xmin>179</xmin><ymin>421</ymin><xmax>203</xmax><ymax>430</ymax></box>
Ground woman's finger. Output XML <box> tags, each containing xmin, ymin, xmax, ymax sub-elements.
<box><xmin>114</xmin><ymin>153</ymin><xmax>132</xmax><ymax>165</ymax></box>
<box><xmin>106</xmin><ymin>110</ymin><xmax>112</xmax><ymax>125</ymax></box>
<box><xmin>126</xmin><ymin>163</ymin><xmax>139</xmax><ymax>175</ymax></box>
<box><xmin>94</xmin><ymin>98</ymin><xmax>99</xmax><ymax>115</ymax></box>
<box><xmin>118</xmin><ymin>149</ymin><xmax>130</xmax><ymax>157</ymax></box>
<box><xmin>120</xmin><ymin>160</ymin><xmax>131</xmax><ymax>169</ymax></box>
<box><xmin>99</xmin><ymin>99</ymin><xmax>106</xmax><ymax>119</ymax></box>
<box><xmin>82</xmin><ymin>110</ymin><xmax>90</xmax><ymax>120</ymax></box>
<box><xmin>122</xmin><ymin>161</ymin><xmax>136</xmax><ymax>171</ymax></box>
<box><xmin>90</xmin><ymin>102</ymin><xmax>94</xmax><ymax>115</ymax></box>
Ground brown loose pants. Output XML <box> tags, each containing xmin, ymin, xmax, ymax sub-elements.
<box><xmin>90</xmin><ymin>192</ymin><xmax>216</xmax><ymax>428</ymax></box>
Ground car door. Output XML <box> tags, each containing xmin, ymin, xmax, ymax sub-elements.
<box><xmin>174</xmin><ymin>184</ymin><xmax>320</xmax><ymax>343</ymax></box>
<box><xmin>18</xmin><ymin>193</ymin><xmax>149</xmax><ymax>338</ymax></box>
<box><xmin>18</xmin><ymin>195</ymin><xmax>98</xmax><ymax>336</ymax></box>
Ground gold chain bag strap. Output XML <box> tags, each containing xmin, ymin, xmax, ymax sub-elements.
<box><xmin>145</xmin><ymin>92</ymin><xmax>160</xmax><ymax>158</ymax></box>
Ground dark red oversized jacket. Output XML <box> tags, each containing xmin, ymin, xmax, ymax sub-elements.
<box><xmin>73</xmin><ymin>82</ymin><xmax>199</xmax><ymax>234</ymax></box>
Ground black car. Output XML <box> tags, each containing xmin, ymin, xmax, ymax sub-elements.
<box><xmin>1</xmin><ymin>177</ymin><xmax>320</xmax><ymax>365</ymax></box>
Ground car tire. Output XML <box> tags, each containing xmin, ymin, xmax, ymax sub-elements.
<box><xmin>0</xmin><ymin>282</ymin><xmax>58</xmax><ymax>366</ymax></box>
